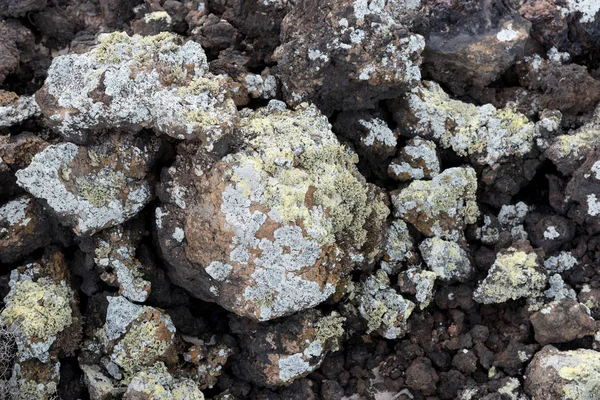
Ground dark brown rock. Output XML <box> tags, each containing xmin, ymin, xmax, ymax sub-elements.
<box><xmin>530</xmin><ymin>299</ymin><xmax>596</xmax><ymax>345</ymax></box>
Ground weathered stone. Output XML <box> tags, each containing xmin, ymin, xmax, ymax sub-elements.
<box><xmin>544</xmin><ymin>251</ymin><xmax>578</xmax><ymax>274</ymax></box>
<box><xmin>157</xmin><ymin>103</ymin><xmax>389</xmax><ymax>320</ymax></box>
<box><xmin>392</xmin><ymin>167</ymin><xmax>479</xmax><ymax>241</ymax></box>
<box><xmin>419</xmin><ymin>238</ymin><xmax>473</xmax><ymax>282</ymax></box>
<box><xmin>530</xmin><ymin>299</ymin><xmax>596</xmax><ymax>345</ymax></box>
<box><xmin>390</xmin><ymin>81</ymin><xmax>535</xmax><ymax>167</ymax></box>
<box><xmin>355</xmin><ymin>270</ymin><xmax>415</xmax><ymax>339</ymax></box>
<box><xmin>81</xmin><ymin>364</ymin><xmax>116</xmax><ymax>400</ymax></box>
<box><xmin>388</xmin><ymin>137</ymin><xmax>439</xmax><ymax>182</ymax></box>
<box><xmin>8</xmin><ymin>359</ymin><xmax>60</xmax><ymax>400</ymax></box>
<box><xmin>473</xmin><ymin>243</ymin><xmax>547</xmax><ymax>304</ymax></box>
<box><xmin>565</xmin><ymin>150</ymin><xmax>600</xmax><ymax>234</ymax></box>
<box><xmin>274</xmin><ymin>0</ymin><xmax>425</xmax><ymax>114</ymax></box>
<box><xmin>525</xmin><ymin>213</ymin><xmax>576</xmax><ymax>254</ymax></box>
<box><xmin>0</xmin><ymin>20</ymin><xmax>35</xmax><ymax>85</ymax></box>
<box><xmin>525</xmin><ymin>345</ymin><xmax>600</xmax><ymax>399</ymax></box>
<box><xmin>0</xmin><ymin>92</ymin><xmax>40</xmax><ymax>127</ymax></box>
<box><xmin>0</xmin><ymin>0</ymin><xmax>47</xmax><ymax>17</ymax></box>
<box><xmin>16</xmin><ymin>134</ymin><xmax>159</xmax><ymax>236</ymax></box>
<box><xmin>544</xmin><ymin>274</ymin><xmax>576</xmax><ymax>301</ymax></box>
<box><xmin>421</xmin><ymin>6</ymin><xmax>530</xmax><ymax>95</ymax></box>
<box><xmin>94</xmin><ymin>226</ymin><xmax>151</xmax><ymax>302</ymax></box>
<box><xmin>380</xmin><ymin>219</ymin><xmax>417</xmax><ymax>275</ymax></box>
<box><xmin>124</xmin><ymin>362</ymin><xmax>205</xmax><ymax>400</ymax></box>
<box><xmin>397</xmin><ymin>267</ymin><xmax>437</xmax><ymax>309</ymax></box>
<box><xmin>36</xmin><ymin>32</ymin><xmax>239</xmax><ymax>147</ymax></box>
<box><xmin>230</xmin><ymin>309</ymin><xmax>344</xmax><ymax>387</ymax></box>
<box><xmin>183</xmin><ymin>340</ymin><xmax>232</xmax><ymax>390</ymax></box>
<box><xmin>0</xmin><ymin>196</ymin><xmax>51</xmax><ymax>264</ymax></box>
<box><xmin>0</xmin><ymin>253</ymin><xmax>80</xmax><ymax>363</ymax></box>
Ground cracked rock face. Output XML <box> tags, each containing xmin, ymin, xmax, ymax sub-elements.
<box><xmin>35</xmin><ymin>32</ymin><xmax>239</xmax><ymax>148</ymax></box>
<box><xmin>157</xmin><ymin>103</ymin><xmax>389</xmax><ymax>320</ymax></box>
<box><xmin>16</xmin><ymin>134</ymin><xmax>159</xmax><ymax>236</ymax></box>
<box><xmin>274</xmin><ymin>0</ymin><xmax>425</xmax><ymax>115</ymax></box>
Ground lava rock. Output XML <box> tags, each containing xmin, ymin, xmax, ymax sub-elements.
<box><xmin>419</xmin><ymin>238</ymin><xmax>473</xmax><ymax>282</ymax></box>
<box><xmin>530</xmin><ymin>299</ymin><xmax>597</xmax><ymax>345</ymax></box>
<box><xmin>388</xmin><ymin>137</ymin><xmax>440</xmax><ymax>182</ymax></box>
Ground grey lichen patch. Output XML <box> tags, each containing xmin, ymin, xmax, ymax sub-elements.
<box><xmin>124</xmin><ymin>362</ymin><xmax>205</xmax><ymax>400</ymax></box>
<box><xmin>398</xmin><ymin>267</ymin><xmax>437</xmax><ymax>309</ymax></box>
<box><xmin>473</xmin><ymin>246</ymin><xmax>547</xmax><ymax>304</ymax></box>
<box><xmin>37</xmin><ymin>31</ymin><xmax>238</xmax><ymax>147</ymax></box>
<box><xmin>544</xmin><ymin>251</ymin><xmax>578</xmax><ymax>273</ymax></box>
<box><xmin>0</xmin><ymin>267</ymin><xmax>74</xmax><ymax>363</ymax></box>
<box><xmin>356</xmin><ymin>270</ymin><xmax>415</xmax><ymax>339</ymax></box>
<box><xmin>380</xmin><ymin>219</ymin><xmax>416</xmax><ymax>275</ymax></box>
<box><xmin>15</xmin><ymin>139</ymin><xmax>153</xmax><ymax>236</ymax></box>
<box><xmin>389</xmin><ymin>137</ymin><xmax>439</xmax><ymax>181</ymax></box>
<box><xmin>419</xmin><ymin>238</ymin><xmax>473</xmax><ymax>282</ymax></box>
<box><xmin>544</xmin><ymin>274</ymin><xmax>576</xmax><ymax>300</ymax></box>
<box><xmin>0</xmin><ymin>93</ymin><xmax>40</xmax><ymax>127</ymax></box>
<box><xmin>398</xmin><ymin>81</ymin><xmax>534</xmax><ymax>166</ymax></box>
<box><xmin>392</xmin><ymin>167</ymin><xmax>479</xmax><ymax>241</ymax></box>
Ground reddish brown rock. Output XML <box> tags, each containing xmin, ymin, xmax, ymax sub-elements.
<box><xmin>530</xmin><ymin>299</ymin><xmax>596</xmax><ymax>345</ymax></box>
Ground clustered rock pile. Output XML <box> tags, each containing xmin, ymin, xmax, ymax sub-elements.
<box><xmin>2</xmin><ymin>0</ymin><xmax>600</xmax><ymax>399</ymax></box>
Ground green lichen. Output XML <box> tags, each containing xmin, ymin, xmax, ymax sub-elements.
<box><xmin>232</xmin><ymin>104</ymin><xmax>389</xmax><ymax>249</ymax></box>
<box><xmin>1</xmin><ymin>278</ymin><xmax>73</xmax><ymax>342</ymax></box>
<box><xmin>473</xmin><ymin>248</ymin><xmax>547</xmax><ymax>304</ymax></box>
<box><xmin>125</xmin><ymin>362</ymin><xmax>205</xmax><ymax>400</ymax></box>
<box><xmin>92</xmin><ymin>31</ymin><xmax>181</xmax><ymax>65</ymax></box>
<box><xmin>557</xmin><ymin>352</ymin><xmax>600</xmax><ymax>399</ymax></box>
<box><xmin>315</xmin><ymin>312</ymin><xmax>345</xmax><ymax>351</ymax></box>
<box><xmin>178</xmin><ymin>77</ymin><xmax>221</xmax><ymax>97</ymax></box>
<box><xmin>76</xmin><ymin>169</ymin><xmax>125</xmax><ymax>207</ymax></box>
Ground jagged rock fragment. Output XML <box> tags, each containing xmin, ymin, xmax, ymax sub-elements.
<box><xmin>392</xmin><ymin>167</ymin><xmax>479</xmax><ymax>241</ymax></box>
<box><xmin>0</xmin><ymin>20</ymin><xmax>35</xmax><ymax>85</ymax></box>
<box><xmin>0</xmin><ymin>91</ymin><xmax>40</xmax><ymax>127</ymax></box>
<box><xmin>380</xmin><ymin>219</ymin><xmax>417</xmax><ymax>275</ymax></box>
<box><xmin>274</xmin><ymin>0</ymin><xmax>425</xmax><ymax>114</ymax></box>
<box><xmin>94</xmin><ymin>226</ymin><xmax>151</xmax><ymax>302</ymax></box>
<box><xmin>530</xmin><ymin>299</ymin><xmax>596</xmax><ymax>345</ymax></box>
<box><xmin>397</xmin><ymin>267</ymin><xmax>437</xmax><ymax>309</ymax></box>
<box><xmin>8</xmin><ymin>360</ymin><xmax>60</xmax><ymax>400</ymax></box>
<box><xmin>0</xmin><ymin>196</ymin><xmax>51</xmax><ymax>264</ymax></box>
<box><xmin>525</xmin><ymin>345</ymin><xmax>600</xmax><ymax>399</ymax></box>
<box><xmin>124</xmin><ymin>362</ymin><xmax>205</xmax><ymax>399</ymax></box>
<box><xmin>36</xmin><ymin>32</ymin><xmax>238</xmax><ymax>147</ymax></box>
<box><xmin>391</xmin><ymin>81</ymin><xmax>535</xmax><ymax>166</ymax></box>
<box><xmin>419</xmin><ymin>238</ymin><xmax>473</xmax><ymax>282</ymax></box>
<box><xmin>473</xmin><ymin>244</ymin><xmax>547</xmax><ymax>304</ymax></box>
<box><xmin>230</xmin><ymin>310</ymin><xmax>344</xmax><ymax>387</ymax></box>
<box><xmin>565</xmin><ymin>150</ymin><xmax>600</xmax><ymax>234</ymax></box>
<box><xmin>355</xmin><ymin>270</ymin><xmax>415</xmax><ymax>339</ymax></box>
<box><xmin>157</xmin><ymin>103</ymin><xmax>389</xmax><ymax>320</ymax></box>
<box><xmin>388</xmin><ymin>137</ymin><xmax>439</xmax><ymax>181</ymax></box>
<box><xmin>16</xmin><ymin>135</ymin><xmax>159</xmax><ymax>236</ymax></box>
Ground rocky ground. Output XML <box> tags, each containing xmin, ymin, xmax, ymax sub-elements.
<box><xmin>2</xmin><ymin>0</ymin><xmax>600</xmax><ymax>399</ymax></box>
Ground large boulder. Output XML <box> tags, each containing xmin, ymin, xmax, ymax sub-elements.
<box><xmin>156</xmin><ymin>103</ymin><xmax>389</xmax><ymax>320</ymax></box>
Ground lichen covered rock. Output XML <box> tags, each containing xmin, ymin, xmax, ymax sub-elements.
<box><xmin>0</xmin><ymin>255</ymin><xmax>80</xmax><ymax>363</ymax></box>
<box><xmin>355</xmin><ymin>270</ymin><xmax>415</xmax><ymax>339</ymax></box>
<box><xmin>124</xmin><ymin>362</ymin><xmax>205</xmax><ymax>400</ymax></box>
<box><xmin>380</xmin><ymin>219</ymin><xmax>417</xmax><ymax>275</ymax></box>
<box><xmin>388</xmin><ymin>137</ymin><xmax>440</xmax><ymax>181</ymax></box>
<box><xmin>0</xmin><ymin>91</ymin><xmax>40</xmax><ymax>127</ymax></box>
<box><xmin>8</xmin><ymin>359</ymin><xmax>60</xmax><ymax>400</ymax></box>
<box><xmin>392</xmin><ymin>167</ymin><xmax>479</xmax><ymax>241</ymax></box>
<box><xmin>157</xmin><ymin>103</ymin><xmax>389</xmax><ymax>320</ymax></box>
<box><xmin>274</xmin><ymin>0</ymin><xmax>425</xmax><ymax>114</ymax></box>
<box><xmin>473</xmin><ymin>244</ymin><xmax>547</xmax><ymax>304</ymax></box>
<box><xmin>35</xmin><ymin>32</ymin><xmax>239</xmax><ymax>147</ymax></box>
<box><xmin>94</xmin><ymin>226</ymin><xmax>151</xmax><ymax>302</ymax></box>
<box><xmin>0</xmin><ymin>196</ymin><xmax>51</xmax><ymax>264</ymax></box>
<box><xmin>230</xmin><ymin>309</ymin><xmax>344</xmax><ymax>387</ymax></box>
<box><xmin>391</xmin><ymin>81</ymin><xmax>535</xmax><ymax>166</ymax></box>
<box><xmin>16</xmin><ymin>134</ymin><xmax>159</xmax><ymax>236</ymax></box>
<box><xmin>419</xmin><ymin>238</ymin><xmax>473</xmax><ymax>282</ymax></box>
<box><xmin>101</xmin><ymin>296</ymin><xmax>177</xmax><ymax>381</ymax></box>
<box><xmin>525</xmin><ymin>345</ymin><xmax>600</xmax><ymax>399</ymax></box>
<box><xmin>565</xmin><ymin>150</ymin><xmax>600</xmax><ymax>234</ymax></box>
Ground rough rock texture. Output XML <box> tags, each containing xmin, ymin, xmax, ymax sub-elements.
<box><xmin>230</xmin><ymin>309</ymin><xmax>344</xmax><ymax>387</ymax></box>
<box><xmin>0</xmin><ymin>196</ymin><xmax>51</xmax><ymax>264</ymax></box>
<box><xmin>473</xmin><ymin>243</ymin><xmax>547</xmax><ymax>304</ymax></box>
<box><xmin>420</xmin><ymin>2</ymin><xmax>530</xmax><ymax>95</ymax></box>
<box><xmin>565</xmin><ymin>150</ymin><xmax>600</xmax><ymax>234</ymax></box>
<box><xmin>419</xmin><ymin>238</ymin><xmax>473</xmax><ymax>282</ymax></box>
<box><xmin>392</xmin><ymin>167</ymin><xmax>479</xmax><ymax>241</ymax></box>
<box><xmin>35</xmin><ymin>32</ymin><xmax>239</xmax><ymax>147</ymax></box>
<box><xmin>391</xmin><ymin>81</ymin><xmax>535</xmax><ymax>167</ymax></box>
<box><xmin>0</xmin><ymin>20</ymin><xmax>35</xmax><ymax>85</ymax></box>
<box><xmin>157</xmin><ymin>103</ymin><xmax>389</xmax><ymax>320</ymax></box>
<box><xmin>0</xmin><ymin>0</ymin><xmax>47</xmax><ymax>17</ymax></box>
<box><xmin>388</xmin><ymin>137</ymin><xmax>439</xmax><ymax>182</ymax></box>
<box><xmin>355</xmin><ymin>270</ymin><xmax>415</xmax><ymax>339</ymax></box>
<box><xmin>380</xmin><ymin>219</ymin><xmax>417</xmax><ymax>275</ymax></box>
<box><xmin>94</xmin><ymin>226</ymin><xmax>151</xmax><ymax>302</ymax></box>
<box><xmin>124</xmin><ymin>362</ymin><xmax>205</xmax><ymax>399</ymax></box>
<box><xmin>274</xmin><ymin>0</ymin><xmax>425</xmax><ymax>114</ymax></box>
<box><xmin>0</xmin><ymin>253</ymin><xmax>81</xmax><ymax>364</ymax></box>
<box><xmin>16</xmin><ymin>134</ymin><xmax>159</xmax><ymax>236</ymax></box>
<box><xmin>530</xmin><ymin>299</ymin><xmax>596</xmax><ymax>345</ymax></box>
<box><xmin>0</xmin><ymin>92</ymin><xmax>40</xmax><ymax>127</ymax></box>
<box><xmin>525</xmin><ymin>345</ymin><xmax>600</xmax><ymax>399</ymax></box>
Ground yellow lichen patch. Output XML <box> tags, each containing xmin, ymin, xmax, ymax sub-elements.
<box><xmin>558</xmin><ymin>355</ymin><xmax>600</xmax><ymax>399</ymax></box>
<box><xmin>1</xmin><ymin>278</ymin><xmax>73</xmax><ymax>342</ymax></box>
